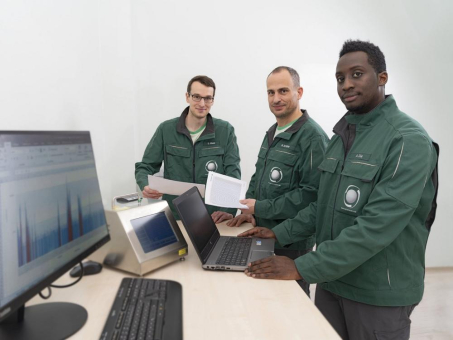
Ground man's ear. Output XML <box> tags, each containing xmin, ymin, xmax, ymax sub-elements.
<box><xmin>378</xmin><ymin>71</ymin><xmax>388</xmax><ymax>86</ymax></box>
<box><xmin>297</xmin><ymin>86</ymin><xmax>304</xmax><ymax>100</ymax></box>
<box><xmin>185</xmin><ymin>92</ymin><xmax>190</xmax><ymax>104</ymax></box>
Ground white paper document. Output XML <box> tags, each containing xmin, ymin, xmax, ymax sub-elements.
<box><xmin>148</xmin><ymin>175</ymin><xmax>206</xmax><ymax>197</ymax></box>
<box><xmin>205</xmin><ymin>172</ymin><xmax>248</xmax><ymax>209</ymax></box>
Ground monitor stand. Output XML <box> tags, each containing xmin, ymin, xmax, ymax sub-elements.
<box><xmin>0</xmin><ymin>302</ymin><xmax>87</xmax><ymax>340</ymax></box>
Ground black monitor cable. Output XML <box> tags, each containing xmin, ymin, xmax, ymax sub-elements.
<box><xmin>39</xmin><ymin>261</ymin><xmax>84</xmax><ymax>300</ymax></box>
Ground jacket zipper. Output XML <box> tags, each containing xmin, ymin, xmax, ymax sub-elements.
<box><xmin>192</xmin><ymin>142</ymin><xmax>196</xmax><ymax>183</ymax></box>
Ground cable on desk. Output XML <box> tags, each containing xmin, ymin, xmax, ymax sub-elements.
<box><xmin>38</xmin><ymin>261</ymin><xmax>85</xmax><ymax>300</ymax></box>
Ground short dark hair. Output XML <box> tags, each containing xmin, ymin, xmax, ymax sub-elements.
<box><xmin>187</xmin><ymin>75</ymin><xmax>216</xmax><ymax>96</ymax></box>
<box><xmin>268</xmin><ymin>66</ymin><xmax>300</xmax><ymax>88</ymax></box>
<box><xmin>339</xmin><ymin>40</ymin><xmax>386</xmax><ymax>74</ymax></box>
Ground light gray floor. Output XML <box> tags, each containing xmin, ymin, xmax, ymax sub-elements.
<box><xmin>310</xmin><ymin>268</ymin><xmax>453</xmax><ymax>339</ymax></box>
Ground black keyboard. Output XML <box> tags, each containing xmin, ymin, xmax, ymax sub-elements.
<box><xmin>215</xmin><ymin>237</ymin><xmax>252</xmax><ymax>266</ymax></box>
<box><xmin>100</xmin><ymin>278</ymin><xmax>182</xmax><ymax>340</ymax></box>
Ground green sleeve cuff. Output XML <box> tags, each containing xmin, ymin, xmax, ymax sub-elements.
<box><xmin>137</xmin><ymin>178</ymin><xmax>147</xmax><ymax>191</ymax></box>
<box><xmin>272</xmin><ymin>220</ymin><xmax>295</xmax><ymax>247</ymax></box>
<box><xmin>254</xmin><ymin>200</ymin><xmax>267</xmax><ymax>218</ymax></box>
<box><xmin>294</xmin><ymin>254</ymin><xmax>326</xmax><ymax>284</ymax></box>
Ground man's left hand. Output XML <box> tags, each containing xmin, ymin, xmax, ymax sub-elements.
<box><xmin>245</xmin><ymin>256</ymin><xmax>303</xmax><ymax>280</ymax></box>
<box><xmin>239</xmin><ymin>199</ymin><xmax>256</xmax><ymax>214</ymax></box>
<box><xmin>211</xmin><ymin>211</ymin><xmax>233</xmax><ymax>224</ymax></box>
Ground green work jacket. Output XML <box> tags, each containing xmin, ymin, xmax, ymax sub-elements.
<box><xmin>274</xmin><ymin>96</ymin><xmax>439</xmax><ymax>306</ymax></box>
<box><xmin>247</xmin><ymin>111</ymin><xmax>328</xmax><ymax>251</ymax></box>
<box><xmin>135</xmin><ymin>107</ymin><xmax>241</xmax><ymax>218</ymax></box>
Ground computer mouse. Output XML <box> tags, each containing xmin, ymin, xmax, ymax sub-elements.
<box><xmin>69</xmin><ymin>261</ymin><xmax>103</xmax><ymax>277</ymax></box>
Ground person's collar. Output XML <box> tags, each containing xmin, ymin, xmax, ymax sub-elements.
<box><xmin>333</xmin><ymin>95</ymin><xmax>396</xmax><ymax>134</ymax></box>
<box><xmin>267</xmin><ymin>110</ymin><xmax>310</xmax><ymax>142</ymax></box>
<box><xmin>177</xmin><ymin>106</ymin><xmax>215</xmax><ymax>138</ymax></box>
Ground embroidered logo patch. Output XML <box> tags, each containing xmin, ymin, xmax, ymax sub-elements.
<box><xmin>269</xmin><ymin>167</ymin><xmax>283</xmax><ymax>183</ymax></box>
<box><xmin>205</xmin><ymin>160</ymin><xmax>218</xmax><ymax>172</ymax></box>
<box><xmin>344</xmin><ymin>185</ymin><xmax>361</xmax><ymax>208</ymax></box>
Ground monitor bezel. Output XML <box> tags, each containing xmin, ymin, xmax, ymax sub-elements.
<box><xmin>0</xmin><ymin>130</ymin><xmax>110</xmax><ymax>322</ymax></box>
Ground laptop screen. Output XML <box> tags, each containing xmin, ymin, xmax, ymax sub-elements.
<box><xmin>173</xmin><ymin>187</ymin><xmax>218</xmax><ymax>259</ymax></box>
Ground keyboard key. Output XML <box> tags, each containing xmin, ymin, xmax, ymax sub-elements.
<box><xmin>216</xmin><ymin>238</ymin><xmax>252</xmax><ymax>266</ymax></box>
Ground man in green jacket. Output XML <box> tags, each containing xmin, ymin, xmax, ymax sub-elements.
<box><xmin>239</xmin><ymin>40</ymin><xmax>439</xmax><ymax>339</ymax></box>
<box><xmin>135</xmin><ymin>75</ymin><xmax>241</xmax><ymax>219</ymax></box>
<box><xmin>218</xmin><ymin>66</ymin><xmax>328</xmax><ymax>296</ymax></box>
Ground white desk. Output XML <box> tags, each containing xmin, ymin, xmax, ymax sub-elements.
<box><xmin>29</xmin><ymin>221</ymin><xmax>340</xmax><ymax>339</ymax></box>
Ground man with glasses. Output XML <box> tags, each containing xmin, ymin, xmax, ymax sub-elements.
<box><xmin>222</xmin><ymin>66</ymin><xmax>328</xmax><ymax>296</ymax></box>
<box><xmin>135</xmin><ymin>75</ymin><xmax>241</xmax><ymax>219</ymax></box>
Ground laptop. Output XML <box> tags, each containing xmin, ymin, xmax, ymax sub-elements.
<box><xmin>173</xmin><ymin>187</ymin><xmax>274</xmax><ymax>271</ymax></box>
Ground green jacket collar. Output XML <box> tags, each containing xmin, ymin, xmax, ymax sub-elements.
<box><xmin>176</xmin><ymin>106</ymin><xmax>215</xmax><ymax>141</ymax></box>
<box><xmin>266</xmin><ymin>110</ymin><xmax>310</xmax><ymax>147</ymax></box>
<box><xmin>334</xmin><ymin>95</ymin><xmax>397</xmax><ymax>134</ymax></box>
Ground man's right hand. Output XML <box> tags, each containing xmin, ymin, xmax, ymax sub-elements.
<box><xmin>226</xmin><ymin>213</ymin><xmax>256</xmax><ymax>227</ymax></box>
<box><xmin>237</xmin><ymin>227</ymin><xmax>276</xmax><ymax>239</ymax></box>
<box><xmin>142</xmin><ymin>186</ymin><xmax>163</xmax><ymax>199</ymax></box>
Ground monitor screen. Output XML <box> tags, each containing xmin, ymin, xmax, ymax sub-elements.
<box><xmin>0</xmin><ymin>131</ymin><xmax>109</xmax><ymax>338</ymax></box>
<box><xmin>130</xmin><ymin>212</ymin><xmax>178</xmax><ymax>253</ymax></box>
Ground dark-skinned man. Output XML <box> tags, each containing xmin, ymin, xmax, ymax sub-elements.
<box><xmin>215</xmin><ymin>66</ymin><xmax>328</xmax><ymax>296</ymax></box>
<box><xmin>135</xmin><ymin>75</ymin><xmax>241</xmax><ymax>220</ymax></box>
<box><xmin>239</xmin><ymin>40</ymin><xmax>439</xmax><ymax>339</ymax></box>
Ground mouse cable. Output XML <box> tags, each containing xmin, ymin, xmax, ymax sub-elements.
<box><xmin>51</xmin><ymin>261</ymin><xmax>85</xmax><ymax>288</ymax></box>
<box><xmin>39</xmin><ymin>261</ymin><xmax>85</xmax><ymax>300</ymax></box>
<box><xmin>39</xmin><ymin>287</ymin><xmax>52</xmax><ymax>300</ymax></box>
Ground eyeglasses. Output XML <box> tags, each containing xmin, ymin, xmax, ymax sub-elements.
<box><xmin>189</xmin><ymin>94</ymin><xmax>214</xmax><ymax>104</ymax></box>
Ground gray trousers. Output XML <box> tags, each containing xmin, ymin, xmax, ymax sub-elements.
<box><xmin>274</xmin><ymin>248</ymin><xmax>311</xmax><ymax>297</ymax></box>
<box><xmin>315</xmin><ymin>286</ymin><xmax>417</xmax><ymax>340</ymax></box>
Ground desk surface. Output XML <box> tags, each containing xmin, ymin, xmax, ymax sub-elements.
<box><xmin>29</xmin><ymin>221</ymin><xmax>339</xmax><ymax>340</ymax></box>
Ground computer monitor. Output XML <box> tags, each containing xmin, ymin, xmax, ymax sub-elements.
<box><xmin>0</xmin><ymin>131</ymin><xmax>110</xmax><ymax>340</ymax></box>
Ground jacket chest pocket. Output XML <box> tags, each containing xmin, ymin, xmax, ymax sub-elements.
<box><xmin>335</xmin><ymin>161</ymin><xmax>380</xmax><ymax>216</ymax></box>
<box><xmin>263</xmin><ymin>149</ymin><xmax>298</xmax><ymax>196</ymax></box>
<box><xmin>254</xmin><ymin>147</ymin><xmax>267</xmax><ymax>180</ymax></box>
<box><xmin>317</xmin><ymin>157</ymin><xmax>340</xmax><ymax>207</ymax></box>
<box><xmin>165</xmin><ymin>144</ymin><xmax>191</xmax><ymax>171</ymax></box>
<box><xmin>198</xmin><ymin>146</ymin><xmax>225</xmax><ymax>177</ymax></box>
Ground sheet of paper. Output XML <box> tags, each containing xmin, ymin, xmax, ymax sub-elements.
<box><xmin>205</xmin><ymin>172</ymin><xmax>248</xmax><ymax>209</ymax></box>
<box><xmin>148</xmin><ymin>176</ymin><xmax>206</xmax><ymax>197</ymax></box>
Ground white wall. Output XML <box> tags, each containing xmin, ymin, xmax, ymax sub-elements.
<box><xmin>1</xmin><ymin>0</ymin><xmax>451</xmax><ymax>267</ymax></box>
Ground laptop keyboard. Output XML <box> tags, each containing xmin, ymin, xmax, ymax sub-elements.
<box><xmin>215</xmin><ymin>237</ymin><xmax>252</xmax><ymax>266</ymax></box>
<box><xmin>100</xmin><ymin>278</ymin><xmax>182</xmax><ymax>340</ymax></box>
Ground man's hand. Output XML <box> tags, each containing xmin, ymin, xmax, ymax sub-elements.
<box><xmin>245</xmin><ymin>256</ymin><xmax>303</xmax><ymax>280</ymax></box>
<box><xmin>237</xmin><ymin>227</ymin><xmax>276</xmax><ymax>239</ymax></box>
<box><xmin>142</xmin><ymin>186</ymin><xmax>163</xmax><ymax>199</ymax></box>
<box><xmin>226</xmin><ymin>213</ymin><xmax>256</xmax><ymax>227</ymax></box>
<box><xmin>211</xmin><ymin>211</ymin><xmax>233</xmax><ymax>224</ymax></box>
<box><xmin>239</xmin><ymin>199</ymin><xmax>256</xmax><ymax>214</ymax></box>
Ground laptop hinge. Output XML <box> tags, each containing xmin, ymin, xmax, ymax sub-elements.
<box><xmin>201</xmin><ymin>230</ymin><xmax>221</xmax><ymax>264</ymax></box>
